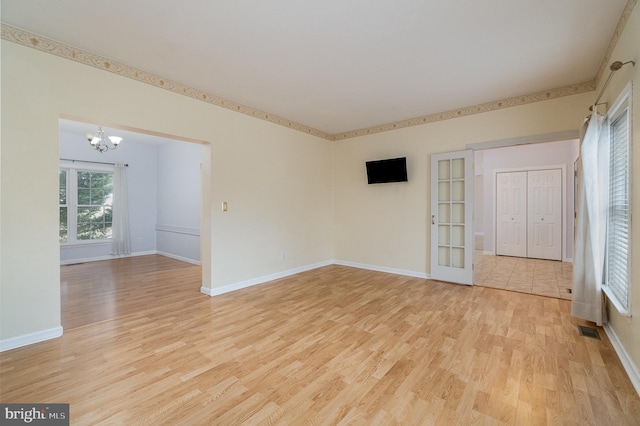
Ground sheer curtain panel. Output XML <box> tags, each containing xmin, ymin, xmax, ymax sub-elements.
<box><xmin>571</xmin><ymin>111</ymin><xmax>609</xmax><ymax>325</ymax></box>
<box><xmin>111</xmin><ymin>163</ymin><xmax>131</xmax><ymax>256</ymax></box>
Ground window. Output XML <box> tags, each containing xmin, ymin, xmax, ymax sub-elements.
<box><xmin>59</xmin><ymin>167</ymin><xmax>113</xmax><ymax>244</ymax></box>
<box><xmin>604</xmin><ymin>82</ymin><xmax>632</xmax><ymax>315</ymax></box>
<box><xmin>59</xmin><ymin>169</ymin><xmax>68</xmax><ymax>243</ymax></box>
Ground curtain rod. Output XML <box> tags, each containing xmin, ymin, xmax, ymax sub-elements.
<box><xmin>59</xmin><ymin>158</ymin><xmax>128</xmax><ymax>167</ymax></box>
<box><xmin>590</xmin><ymin>60</ymin><xmax>635</xmax><ymax>111</ymax></box>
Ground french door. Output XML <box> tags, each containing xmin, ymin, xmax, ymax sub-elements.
<box><xmin>430</xmin><ymin>150</ymin><xmax>474</xmax><ymax>285</ymax></box>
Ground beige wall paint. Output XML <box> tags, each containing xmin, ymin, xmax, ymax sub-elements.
<box><xmin>595</xmin><ymin>4</ymin><xmax>640</xmax><ymax>377</ymax></box>
<box><xmin>1</xmin><ymin>47</ymin><xmax>61</xmax><ymax>339</ymax></box>
<box><xmin>333</xmin><ymin>93</ymin><xmax>593</xmax><ymax>274</ymax></box>
<box><xmin>0</xmin><ymin>41</ymin><xmax>333</xmax><ymax>342</ymax></box>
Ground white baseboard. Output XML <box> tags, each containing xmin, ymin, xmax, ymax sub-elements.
<box><xmin>60</xmin><ymin>250</ymin><xmax>157</xmax><ymax>265</ymax></box>
<box><xmin>156</xmin><ymin>251</ymin><xmax>201</xmax><ymax>265</ymax></box>
<box><xmin>0</xmin><ymin>326</ymin><xmax>63</xmax><ymax>352</ymax></box>
<box><xmin>333</xmin><ymin>260</ymin><xmax>429</xmax><ymax>279</ymax></box>
<box><xmin>603</xmin><ymin>324</ymin><xmax>640</xmax><ymax>397</ymax></box>
<box><xmin>201</xmin><ymin>259</ymin><xmax>429</xmax><ymax>297</ymax></box>
<box><xmin>201</xmin><ymin>260</ymin><xmax>333</xmax><ymax>296</ymax></box>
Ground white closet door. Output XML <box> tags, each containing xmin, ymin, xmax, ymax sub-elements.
<box><xmin>430</xmin><ymin>150</ymin><xmax>474</xmax><ymax>285</ymax></box>
<box><xmin>496</xmin><ymin>172</ymin><xmax>527</xmax><ymax>257</ymax></box>
<box><xmin>527</xmin><ymin>169</ymin><xmax>562</xmax><ymax>260</ymax></box>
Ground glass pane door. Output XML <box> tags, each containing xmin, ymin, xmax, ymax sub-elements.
<box><xmin>430</xmin><ymin>150</ymin><xmax>473</xmax><ymax>285</ymax></box>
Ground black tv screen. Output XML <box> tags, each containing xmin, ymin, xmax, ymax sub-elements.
<box><xmin>366</xmin><ymin>157</ymin><xmax>408</xmax><ymax>184</ymax></box>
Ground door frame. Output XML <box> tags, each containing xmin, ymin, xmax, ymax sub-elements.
<box><xmin>491</xmin><ymin>164</ymin><xmax>567</xmax><ymax>261</ymax></box>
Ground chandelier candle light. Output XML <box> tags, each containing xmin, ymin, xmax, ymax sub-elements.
<box><xmin>86</xmin><ymin>126</ymin><xmax>123</xmax><ymax>153</ymax></box>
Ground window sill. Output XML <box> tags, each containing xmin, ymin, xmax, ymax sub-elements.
<box><xmin>60</xmin><ymin>240</ymin><xmax>112</xmax><ymax>248</ymax></box>
<box><xmin>602</xmin><ymin>285</ymin><xmax>632</xmax><ymax>318</ymax></box>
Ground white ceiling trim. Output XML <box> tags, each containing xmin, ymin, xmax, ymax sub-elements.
<box><xmin>1</xmin><ymin>1</ymin><xmax>633</xmax><ymax>142</ymax></box>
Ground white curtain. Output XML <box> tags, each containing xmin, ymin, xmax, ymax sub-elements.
<box><xmin>571</xmin><ymin>110</ymin><xmax>609</xmax><ymax>325</ymax></box>
<box><xmin>111</xmin><ymin>163</ymin><xmax>131</xmax><ymax>256</ymax></box>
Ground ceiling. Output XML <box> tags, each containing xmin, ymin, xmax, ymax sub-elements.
<box><xmin>1</xmin><ymin>0</ymin><xmax>629</xmax><ymax>137</ymax></box>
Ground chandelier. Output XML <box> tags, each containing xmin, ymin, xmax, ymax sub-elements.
<box><xmin>85</xmin><ymin>126</ymin><xmax>123</xmax><ymax>153</ymax></box>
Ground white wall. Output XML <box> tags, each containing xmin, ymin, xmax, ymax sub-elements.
<box><xmin>156</xmin><ymin>141</ymin><xmax>203</xmax><ymax>263</ymax></box>
<box><xmin>478</xmin><ymin>139</ymin><xmax>579</xmax><ymax>260</ymax></box>
<box><xmin>59</xmin><ymin>129</ymin><xmax>159</xmax><ymax>263</ymax></box>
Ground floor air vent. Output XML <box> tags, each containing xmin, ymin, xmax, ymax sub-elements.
<box><xmin>578</xmin><ymin>325</ymin><xmax>600</xmax><ymax>339</ymax></box>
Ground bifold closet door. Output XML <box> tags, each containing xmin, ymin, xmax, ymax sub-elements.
<box><xmin>496</xmin><ymin>172</ymin><xmax>527</xmax><ymax>257</ymax></box>
<box><xmin>495</xmin><ymin>168</ymin><xmax>562</xmax><ymax>261</ymax></box>
<box><xmin>528</xmin><ymin>169</ymin><xmax>562</xmax><ymax>260</ymax></box>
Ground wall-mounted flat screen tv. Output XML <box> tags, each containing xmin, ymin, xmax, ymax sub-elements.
<box><xmin>366</xmin><ymin>157</ymin><xmax>408</xmax><ymax>184</ymax></box>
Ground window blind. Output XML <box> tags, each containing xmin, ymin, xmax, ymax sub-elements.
<box><xmin>606</xmin><ymin>109</ymin><xmax>630</xmax><ymax>311</ymax></box>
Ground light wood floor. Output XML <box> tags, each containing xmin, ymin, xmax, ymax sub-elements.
<box><xmin>60</xmin><ymin>255</ymin><xmax>203</xmax><ymax>330</ymax></box>
<box><xmin>1</xmin><ymin>256</ymin><xmax>639</xmax><ymax>425</ymax></box>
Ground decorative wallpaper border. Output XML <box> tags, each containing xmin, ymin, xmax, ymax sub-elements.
<box><xmin>1</xmin><ymin>6</ymin><xmax>633</xmax><ymax>142</ymax></box>
<box><xmin>331</xmin><ymin>81</ymin><xmax>595</xmax><ymax>140</ymax></box>
<box><xmin>0</xmin><ymin>24</ymin><xmax>333</xmax><ymax>141</ymax></box>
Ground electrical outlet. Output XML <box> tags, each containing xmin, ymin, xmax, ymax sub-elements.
<box><xmin>281</xmin><ymin>250</ymin><xmax>286</xmax><ymax>259</ymax></box>
<box><xmin>138</xmin><ymin>237</ymin><xmax>143</xmax><ymax>244</ymax></box>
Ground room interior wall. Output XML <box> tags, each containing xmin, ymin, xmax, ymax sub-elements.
<box><xmin>59</xmin><ymin>131</ymin><xmax>204</xmax><ymax>265</ymax></box>
<box><xmin>332</xmin><ymin>92</ymin><xmax>593</xmax><ymax>276</ymax></box>
<box><xmin>0</xmin><ymin>40</ymin><xmax>333</xmax><ymax>346</ymax></box>
<box><xmin>1</xmin><ymin>4</ymin><xmax>638</xmax><ymax>382</ymax></box>
<box><xmin>594</xmin><ymin>2</ymin><xmax>640</xmax><ymax>388</ymax></box>
<box><xmin>332</xmin><ymin>2</ymin><xmax>640</xmax><ymax>382</ymax></box>
<box><xmin>156</xmin><ymin>141</ymin><xmax>203</xmax><ymax>263</ymax></box>
<box><xmin>479</xmin><ymin>139</ymin><xmax>579</xmax><ymax>260</ymax></box>
<box><xmin>59</xmin><ymin>130</ymin><xmax>159</xmax><ymax>263</ymax></box>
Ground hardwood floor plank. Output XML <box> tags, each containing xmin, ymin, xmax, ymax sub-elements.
<box><xmin>1</xmin><ymin>257</ymin><xmax>639</xmax><ymax>424</ymax></box>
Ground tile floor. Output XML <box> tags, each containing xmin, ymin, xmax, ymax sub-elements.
<box><xmin>474</xmin><ymin>251</ymin><xmax>573</xmax><ymax>300</ymax></box>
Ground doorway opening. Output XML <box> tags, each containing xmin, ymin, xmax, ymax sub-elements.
<box><xmin>58</xmin><ymin>118</ymin><xmax>211</xmax><ymax>329</ymax></box>
<box><xmin>467</xmin><ymin>133</ymin><xmax>579</xmax><ymax>299</ymax></box>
